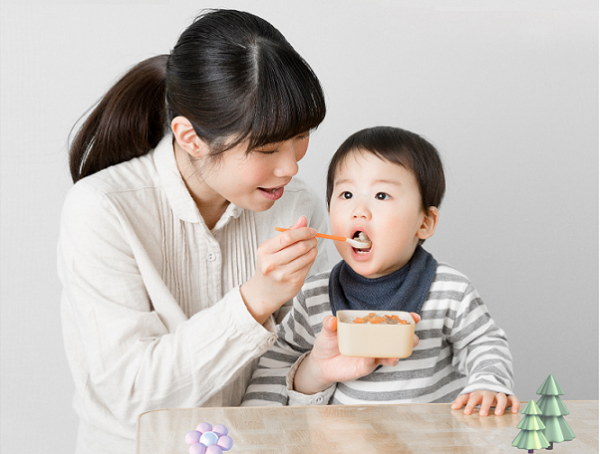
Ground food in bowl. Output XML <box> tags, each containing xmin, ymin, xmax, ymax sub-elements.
<box><xmin>350</xmin><ymin>313</ymin><xmax>410</xmax><ymax>325</ymax></box>
<box><xmin>336</xmin><ymin>310</ymin><xmax>415</xmax><ymax>358</ymax></box>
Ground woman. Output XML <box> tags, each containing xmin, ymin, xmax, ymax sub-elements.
<box><xmin>58</xmin><ymin>9</ymin><xmax>328</xmax><ymax>453</ymax></box>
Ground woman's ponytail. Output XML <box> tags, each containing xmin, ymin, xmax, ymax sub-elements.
<box><xmin>69</xmin><ymin>55</ymin><xmax>168</xmax><ymax>183</ymax></box>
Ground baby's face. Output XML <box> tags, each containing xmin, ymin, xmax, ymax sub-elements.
<box><xmin>329</xmin><ymin>150</ymin><xmax>432</xmax><ymax>278</ymax></box>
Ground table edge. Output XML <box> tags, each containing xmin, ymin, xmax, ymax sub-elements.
<box><xmin>137</xmin><ymin>399</ymin><xmax>596</xmax><ymax>419</ymax></box>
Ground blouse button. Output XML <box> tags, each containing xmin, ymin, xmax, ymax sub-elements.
<box><xmin>313</xmin><ymin>396</ymin><xmax>324</xmax><ymax>404</ymax></box>
<box><xmin>206</xmin><ymin>252</ymin><xmax>216</xmax><ymax>262</ymax></box>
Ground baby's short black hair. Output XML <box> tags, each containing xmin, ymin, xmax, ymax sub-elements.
<box><xmin>326</xmin><ymin>126</ymin><xmax>446</xmax><ymax>213</ymax></box>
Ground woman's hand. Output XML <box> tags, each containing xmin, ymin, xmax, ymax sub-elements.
<box><xmin>240</xmin><ymin>216</ymin><xmax>318</xmax><ymax>324</ymax></box>
<box><xmin>293</xmin><ymin>313</ymin><xmax>421</xmax><ymax>394</ymax></box>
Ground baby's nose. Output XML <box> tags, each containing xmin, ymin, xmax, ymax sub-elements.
<box><xmin>351</xmin><ymin>200</ymin><xmax>371</xmax><ymax>219</ymax></box>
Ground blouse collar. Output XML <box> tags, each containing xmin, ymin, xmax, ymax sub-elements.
<box><xmin>153</xmin><ymin>134</ymin><xmax>243</xmax><ymax>229</ymax></box>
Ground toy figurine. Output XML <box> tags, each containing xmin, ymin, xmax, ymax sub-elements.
<box><xmin>512</xmin><ymin>400</ymin><xmax>550</xmax><ymax>453</ymax></box>
<box><xmin>536</xmin><ymin>375</ymin><xmax>576</xmax><ymax>450</ymax></box>
<box><xmin>185</xmin><ymin>423</ymin><xmax>233</xmax><ymax>454</ymax></box>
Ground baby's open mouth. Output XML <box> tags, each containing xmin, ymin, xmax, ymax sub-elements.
<box><xmin>352</xmin><ymin>231</ymin><xmax>372</xmax><ymax>253</ymax></box>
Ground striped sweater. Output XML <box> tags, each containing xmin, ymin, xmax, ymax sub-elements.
<box><xmin>242</xmin><ymin>263</ymin><xmax>514</xmax><ymax>407</ymax></box>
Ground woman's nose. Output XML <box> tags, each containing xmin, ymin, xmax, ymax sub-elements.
<box><xmin>274</xmin><ymin>142</ymin><xmax>299</xmax><ymax>177</ymax></box>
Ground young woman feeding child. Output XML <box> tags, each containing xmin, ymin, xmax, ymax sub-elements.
<box><xmin>58</xmin><ymin>9</ymin><xmax>330</xmax><ymax>453</ymax></box>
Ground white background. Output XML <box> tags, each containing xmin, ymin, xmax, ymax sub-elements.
<box><xmin>1</xmin><ymin>1</ymin><xmax>597</xmax><ymax>453</ymax></box>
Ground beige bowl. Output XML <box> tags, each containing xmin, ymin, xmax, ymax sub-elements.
<box><xmin>336</xmin><ymin>310</ymin><xmax>416</xmax><ymax>358</ymax></box>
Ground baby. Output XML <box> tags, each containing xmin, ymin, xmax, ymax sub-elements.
<box><xmin>242</xmin><ymin>126</ymin><xmax>519</xmax><ymax>416</ymax></box>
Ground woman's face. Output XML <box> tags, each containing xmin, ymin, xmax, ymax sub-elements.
<box><xmin>189</xmin><ymin>132</ymin><xmax>310</xmax><ymax>212</ymax></box>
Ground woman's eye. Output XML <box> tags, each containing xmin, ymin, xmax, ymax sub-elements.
<box><xmin>251</xmin><ymin>148</ymin><xmax>277</xmax><ymax>155</ymax></box>
<box><xmin>375</xmin><ymin>192</ymin><xmax>390</xmax><ymax>200</ymax></box>
<box><xmin>341</xmin><ymin>191</ymin><xmax>353</xmax><ymax>199</ymax></box>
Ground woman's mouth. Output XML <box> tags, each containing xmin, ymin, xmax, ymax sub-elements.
<box><xmin>258</xmin><ymin>186</ymin><xmax>284</xmax><ymax>201</ymax></box>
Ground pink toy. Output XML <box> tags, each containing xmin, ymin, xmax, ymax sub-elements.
<box><xmin>185</xmin><ymin>431</ymin><xmax>201</xmax><ymax>445</ymax></box>
<box><xmin>189</xmin><ymin>443</ymin><xmax>207</xmax><ymax>454</ymax></box>
<box><xmin>186</xmin><ymin>422</ymin><xmax>233</xmax><ymax>454</ymax></box>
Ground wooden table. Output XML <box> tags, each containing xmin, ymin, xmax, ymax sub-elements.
<box><xmin>137</xmin><ymin>401</ymin><xmax>598</xmax><ymax>453</ymax></box>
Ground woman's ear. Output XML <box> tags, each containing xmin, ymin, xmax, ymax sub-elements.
<box><xmin>417</xmin><ymin>206</ymin><xmax>439</xmax><ymax>241</ymax></box>
<box><xmin>171</xmin><ymin>116</ymin><xmax>210</xmax><ymax>159</ymax></box>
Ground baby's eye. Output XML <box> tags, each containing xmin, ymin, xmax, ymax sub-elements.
<box><xmin>341</xmin><ymin>191</ymin><xmax>353</xmax><ymax>199</ymax></box>
<box><xmin>375</xmin><ymin>192</ymin><xmax>390</xmax><ymax>200</ymax></box>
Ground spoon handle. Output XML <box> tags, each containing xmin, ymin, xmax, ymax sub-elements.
<box><xmin>275</xmin><ymin>227</ymin><xmax>348</xmax><ymax>243</ymax></box>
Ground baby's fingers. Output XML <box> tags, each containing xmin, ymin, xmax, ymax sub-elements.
<box><xmin>410</xmin><ymin>312</ymin><xmax>420</xmax><ymax>324</ymax></box>
<box><xmin>508</xmin><ymin>395</ymin><xmax>521</xmax><ymax>413</ymax></box>
<box><xmin>461</xmin><ymin>392</ymin><xmax>485</xmax><ymax>415</ymax></box>
<box><xmin>492</xmin><ymin>393</ymin><xmax>508</xmax><ymax>416</ymax></box>
<box><xmin>322</xmin><ymin>315</ymin><xmax>338</xmax><ymax>334</ymax></box>
<box><xmin>479</xmin><ymin>392</ymin><xmax>496</xmax><ymax>416</ymax></box>
<box><xmin>377</xmin><ymin>358</ymin><xmax>400</xmax><ymax>367</ymax></box>
<box><xmin>451</xmin><ymin>393</ymin><xmax>470</xmax><ymax>411</ymax></box>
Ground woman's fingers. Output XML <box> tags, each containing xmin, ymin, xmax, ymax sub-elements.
<box><xmin>269</xmin><ymin>226</ymin><xmax>317</xmax><ymax>254</ymax></box>
<box><xmin>290</xmin><ymin>215</ymin><xmax>308</xmax><ymax>229</ymax></box>
<box><xmin>262</xmin><ymin>241</ymin><xmax>318</xmax><ymax>280</ymax></box>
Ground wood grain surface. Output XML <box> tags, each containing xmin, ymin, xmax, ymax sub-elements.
<box><xmin>136</xmin><ymin>401</ymin><xmax>598</xmax><ymax>454</ymax></box>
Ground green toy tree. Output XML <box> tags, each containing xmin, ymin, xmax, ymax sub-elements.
<box><xmin>536</xmin><ymin>375</ymin><xmax>576</xmax><ymax>450</ymax></box>
<box><xmin>512</xmin><ymin>400</ymin><xmax>550</xmax><ymax>453</ymax></box>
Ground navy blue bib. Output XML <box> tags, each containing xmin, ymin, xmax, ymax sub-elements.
<box><xmin>328</xmin><ymin>245</ymin><xmax>438</xmax><ymax>316</ymax></box>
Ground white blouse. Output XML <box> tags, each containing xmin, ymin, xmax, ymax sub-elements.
<box><xmin>57</xmin><ymin>135</ymin><xmax>329</xmax><ymax>453</ymax></box>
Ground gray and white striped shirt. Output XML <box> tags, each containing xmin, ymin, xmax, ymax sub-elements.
<box><xmin>242</xmin><ymin>263</ymin><xmax>514</xmax><ymax>407</ymax></box>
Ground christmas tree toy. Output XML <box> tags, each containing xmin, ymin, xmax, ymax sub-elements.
<box><xmin>512</xmin><ymin>400</ymin><xmax>550</xmax><ymax>453</ymax></box>
<box><xmin>536</xmin><ymin>375</ymin><xmax>576</xmax><ymax>450</ymax></box>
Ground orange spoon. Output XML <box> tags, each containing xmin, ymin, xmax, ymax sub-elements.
<box><xmin>275</xmin><ymin>227</ymin><xmax>372</xmax><ymax>249</ymax></box>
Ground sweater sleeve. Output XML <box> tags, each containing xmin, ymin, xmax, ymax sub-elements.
<box><xmin>58</xmin><ymin>183</ymin><xmax>278</xmax><ymax>432</ymax></box>
<box><xmin>447</xmin><ymin>283</ymin><xmax>515</xmax><ymax>396</ymax></box>
<box><xmin>241</xmin><ymin>285</ymin><xmax>335</xmax><ymax>406</ymax></box>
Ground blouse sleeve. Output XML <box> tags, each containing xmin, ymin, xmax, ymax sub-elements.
<box><xmin>58</xmin><ymin>183</ymin><xmax>278</xmax><ymax>431</ymax></box>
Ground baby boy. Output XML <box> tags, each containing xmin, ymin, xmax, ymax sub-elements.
<box><xmin>242</xmin><ymin>126</ymin><xmax>519</xmax><ymax>416</ymax></box>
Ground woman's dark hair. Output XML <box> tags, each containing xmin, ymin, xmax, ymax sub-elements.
<box><xmin>326</xmin><ymin>126</ymin><xmax>445</xmax><ymax>213</ymax></box>
<box><xmin>69</xmin><ymin>9</ymin><xmax>326</xmax><ymax>183</ymax></box>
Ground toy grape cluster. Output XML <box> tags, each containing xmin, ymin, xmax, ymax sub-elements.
<box><xmin>185</xmin><ymin>422</ymin><xmax>233</xmax><ymax>454</ymax></box>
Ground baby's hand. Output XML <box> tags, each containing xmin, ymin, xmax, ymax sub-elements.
<box><xmin>451</xmin><ymin>391</ymin><xmax>520</xmax><ymax>416</ymax></box>
<box><xmin>293</xmin><ymin>313</ymin><xmax>420</xmax><ymax>395</ymax></box>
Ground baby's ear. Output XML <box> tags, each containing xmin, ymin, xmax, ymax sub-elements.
<box><xmin>417</xmin><ymin>207</ymin><xmax>439</xmax><ymax>240</ymax></box>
